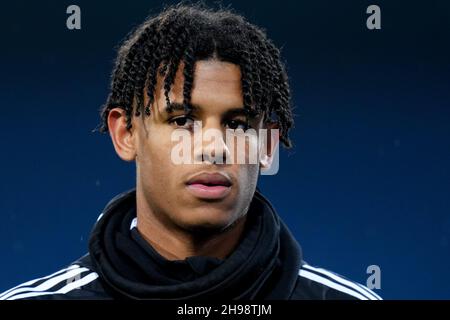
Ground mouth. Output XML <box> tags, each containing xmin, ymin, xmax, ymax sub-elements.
<box><xmin>185</xmin><ymin>172</ymin><xmax>232</xmax><ymax>200</ymax></box>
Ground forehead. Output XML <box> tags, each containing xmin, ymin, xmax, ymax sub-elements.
<box><xmin>153</xmin><ymin>60</ymin><xmax>244</xmax><ymax>114</ymax></box>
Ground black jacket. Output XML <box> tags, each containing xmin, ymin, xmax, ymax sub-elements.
<box><xmin>0</xmin><ymin>188</ymin><xmax>381</xmax><ymax>300</ymax></box>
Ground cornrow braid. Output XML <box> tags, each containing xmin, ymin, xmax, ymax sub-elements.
<box><xmin>96</xmin><ymin>3</ymin><xmax>295</xmax><ymax>148</ymax></box>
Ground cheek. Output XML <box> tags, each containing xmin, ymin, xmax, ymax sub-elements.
<box><xmin>138</xmin><ymin>128</ymin><xmax>178</xmax><ymax>186</ymax></box>
<box><xmin>235</xmin><ymin>163</ymin><xmax>260</xmax><ymax>193</ymax></box>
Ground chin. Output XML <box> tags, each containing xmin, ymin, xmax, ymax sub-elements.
<box><xmin>177</xmin><ymin>208</ymin><xmax>237</xmax><ymax>234</ymax></box>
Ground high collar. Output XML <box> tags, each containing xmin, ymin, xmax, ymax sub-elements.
<box><xmin>89</xmin><ymin>188</ymin><xmax>302</xmax><ymax>300</ymax></box>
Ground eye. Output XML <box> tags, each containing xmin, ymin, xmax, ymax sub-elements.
<box><xmin>168</xmin><ymin>115</ymin><xmax>195</xmax><ymax>129</ymax></box>
<box><xmin>225</xmin><ymin>119</ymin><xmax>251</xmax><ymax>131</ymax></box>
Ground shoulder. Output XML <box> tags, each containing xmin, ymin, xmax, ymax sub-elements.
<box><xmin>0</xmin><ymin>255</ymin><xmax>108</xmax><ymax>300</ymax></box>
<box><xmin>291</xmin><ymin>262</ymin><xmax>382</xmax><ymax>300</ymax></box>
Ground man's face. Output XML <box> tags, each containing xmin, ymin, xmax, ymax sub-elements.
<box><xmin>130</xmin><ymin>60</ymin><xmax>265</xmax><ymax>233</ymax></box>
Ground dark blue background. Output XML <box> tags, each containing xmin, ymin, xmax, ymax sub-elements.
<box><xmin>1</xmin><ymin>0</ymin><xmax>449</xmax><ymax>299</ymax></box>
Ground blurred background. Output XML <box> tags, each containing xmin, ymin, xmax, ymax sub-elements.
<box><xmin>0</xmin><ymin>0</ymin><xmax>449</xmax><ymax>299</ymax></box>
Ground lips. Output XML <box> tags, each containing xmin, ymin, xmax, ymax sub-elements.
<box><xmin>185</xmin><ymin>172</ymin><xmax>232</xmax><ymax>200</ymax></box>
<box><xmin>186</xmin><ymin>172</ymin><xmax>232</xmax><ymax>187</ymax></box>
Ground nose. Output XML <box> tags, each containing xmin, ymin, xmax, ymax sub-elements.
<box><xmin>193</xmin><ymin>120</ymin><xmax>231</xmax><ymax>165</ymax></box>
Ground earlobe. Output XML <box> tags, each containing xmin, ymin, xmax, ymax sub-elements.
<box><xmin>259</xmin><ymin>121</ymin><xmax>280</xmax><ymax>171</ymax></box>
<box><xmin>107</xmin><ymin>108</ymin><xmax>137</xmax><ymax>162</ymax></box>
<box><xmin>259</xmin><ymin>140</ymin><xmax>279</xmax><ymax>169</ymax></box>
<box><xmin>259</xmin><ymin>154</ymin><xmax>273</xmax><ymax>169</ymax></box>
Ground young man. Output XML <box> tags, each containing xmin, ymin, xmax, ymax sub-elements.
<box><xmin>1</xmin><ymin>4</ymin><xmax>381</xmax><ymax>300</ymax></box>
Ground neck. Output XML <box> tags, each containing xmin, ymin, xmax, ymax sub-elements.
<box><xmin>135</xmin><ymin>191</ymin><xmax>248</xmax><ymax>261</ymax></box>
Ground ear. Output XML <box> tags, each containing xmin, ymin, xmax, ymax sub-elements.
<box><xmin>107</xmin><ymin>108</ymin><xmax>137</xmax><ymax>162</ymax></box>
<box><xmin>259</xmin><ymin>121</ymin><xmax>280</xmax><ymax>170</ymax></box>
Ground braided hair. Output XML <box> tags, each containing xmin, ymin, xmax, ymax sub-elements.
<box><xmin>96</xmin><ymin>3</ymin><xmax>295</xmax><ymax>148</ymax></box>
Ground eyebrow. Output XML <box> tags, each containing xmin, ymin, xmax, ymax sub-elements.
<box><xmin>165</xmin><ymin>102</ymin><xmax>255</xmax><ymax>118</ymax></box>
<box><xmin>165</xmin><ymin>102</ymin><xmax>198</xmax><ymax>114</ymax></box>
